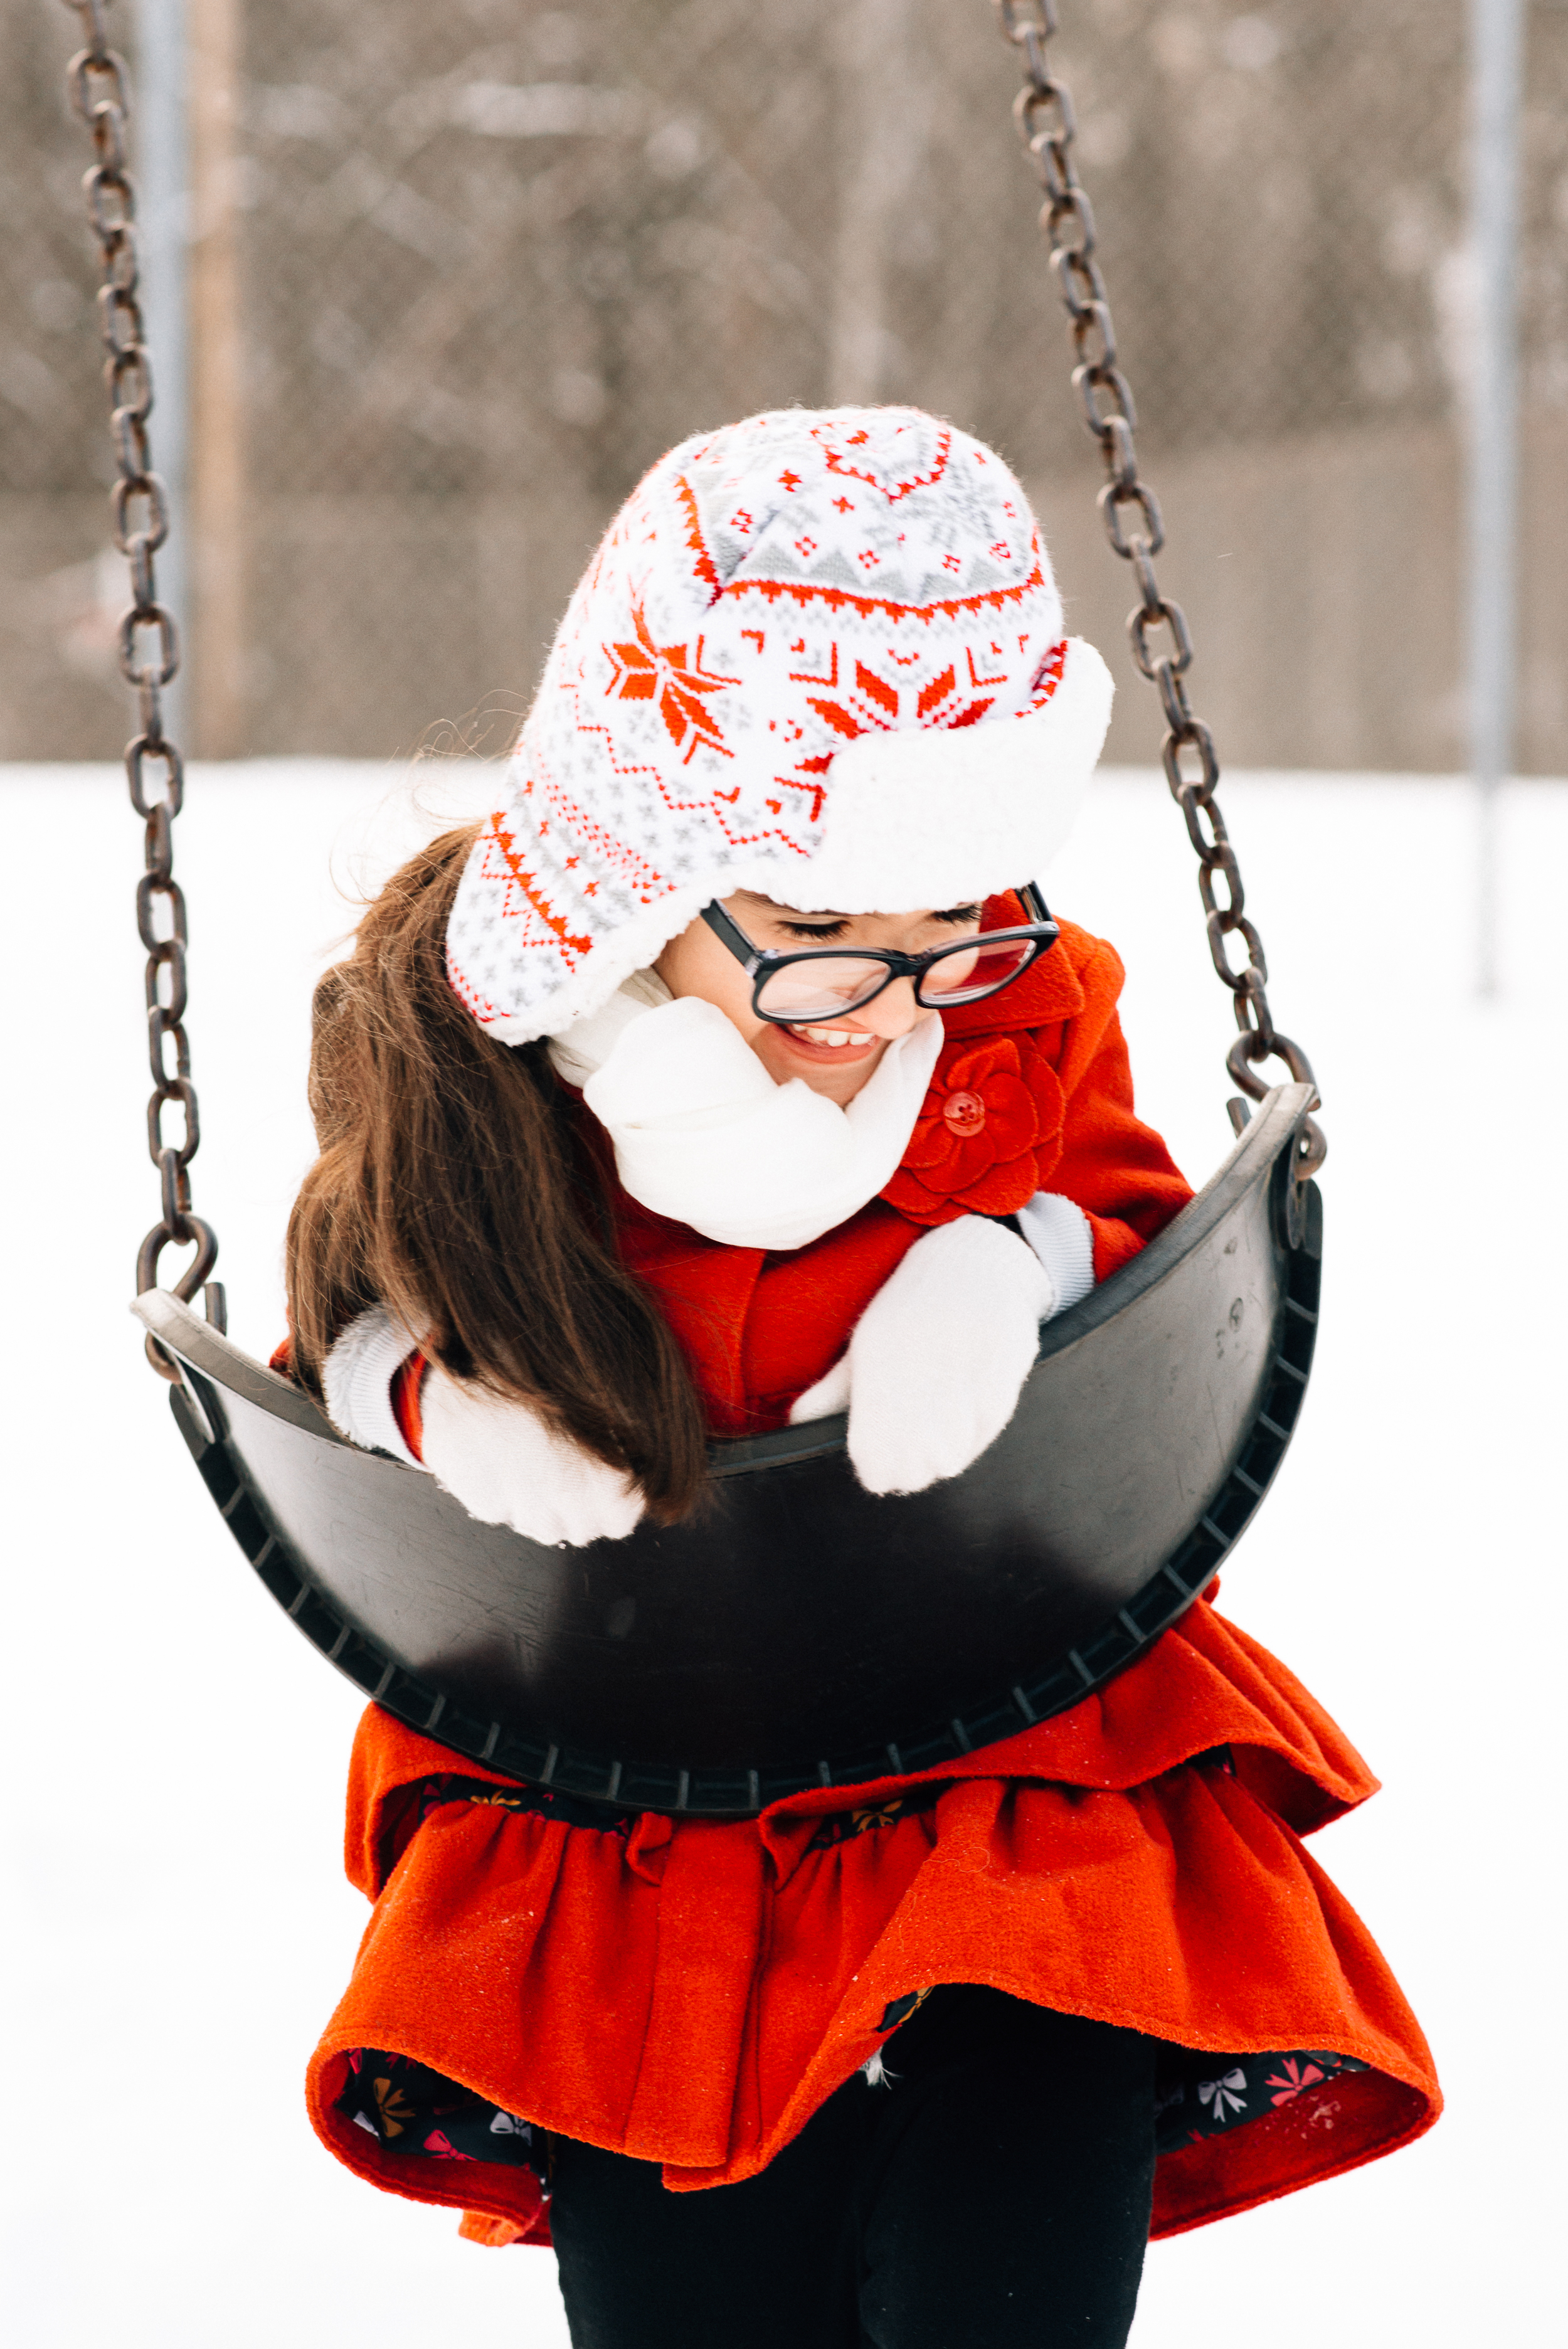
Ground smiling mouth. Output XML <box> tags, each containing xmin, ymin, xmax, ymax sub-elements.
<box><xmin>785</xmin><ymin>1024</ymin><xmax>879</xmax><ymax>1051</ymax></box>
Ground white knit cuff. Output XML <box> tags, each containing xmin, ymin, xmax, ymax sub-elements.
<box><xmin>1014</xmin><ymin>1192</ymin><xmax>1096</xmax><ymax>1318</ymax></box>
<box><xmin>321</xmin><ymin>1305</ymin><xmax>427</xmax><ymax>1467</ymax></box>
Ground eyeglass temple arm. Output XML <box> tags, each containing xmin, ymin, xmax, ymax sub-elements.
<box><xmin>699</xmin><ymin>899</ymin><xmax>759</xmax><ymax>967</ymax></box>
<box><xmin>1017</xmin><ymin>880</ymin><xmax>1056</xmax><ymax>932</ymax></box>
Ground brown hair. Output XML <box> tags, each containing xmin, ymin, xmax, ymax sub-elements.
<box><xmin>285</xmin><ymin>824</ymin><xmax>708</xmax><ymax>1521</ymax></box>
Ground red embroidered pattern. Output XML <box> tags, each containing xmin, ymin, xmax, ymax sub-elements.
<box><xmin>605</xmin><ymin>603</ymin><xmax>733</xmax><ymax>765</ymax></box>
<box><xmin>728</xmin><ymin>556</ymin><xmax>1051</xmax><ymax>628</ymax></box>
<box><xmin>881</xmin><ymin>1034</ymin><xmax>1067</xmax><ymax>1226</ymax></box>
<box><xmin>526</xmin><ymin>761</ymin><xmax>671</xmax><ymax>906</ymax></box>
<box><xmin>812</xmin><ymin>416</ymin><xmax>952</xmax><ymax>502</ymax></box>
<box><xmin>799</xmin><ymin>650</ymin><xmax>1007</xmax><ymax>746</ymax></box>
<box><xmin>1030</xmin><ymin>637</ymin><xmax>1067</xmax><ymax>707</ymax></box>
<box><xmin>674</xmin><ymin>472</ymin><xmax>720</xmax><ymax>599</ymax></box>
<box><xmin>475</xmin><ymin>817</ymin><xmax>595</xmax><ymax>958</ymax></box>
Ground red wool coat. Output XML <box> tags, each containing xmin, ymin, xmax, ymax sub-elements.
<box><xmin>595</xmin><ymin>905</ymin><xmax>1190</xmax><ymax>1436</ymax></box>
<box><xmin>302</xmin><ymin>906</ymin><xmax>1439</xmax><ymax>2245</ymax></box>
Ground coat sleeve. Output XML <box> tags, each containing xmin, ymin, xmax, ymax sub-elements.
<box><xmin>1046</xmin><ymin>935</ymin><xmax>1194</xmax><ymax>1282</ymax></box>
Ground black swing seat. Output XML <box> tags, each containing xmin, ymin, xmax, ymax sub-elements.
<box><xmin>135</xmin><ymin>1082</ymin><xmax>1320</xmax><ymax>1818</ymax></box>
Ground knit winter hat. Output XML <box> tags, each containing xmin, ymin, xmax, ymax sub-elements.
<box><xmin>447</xmin><ymin>406</ymin><xmax>1113</xmax><ymax>1043</ymax></box>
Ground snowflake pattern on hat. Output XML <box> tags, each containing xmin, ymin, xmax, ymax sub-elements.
<box><xmin>447</xmin><ymin>407</ymin><xmax>1113</xmax><ymax>1042</ymax></box>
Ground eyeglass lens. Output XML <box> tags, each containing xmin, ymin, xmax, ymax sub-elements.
<box><xmin>754</xmin><ymin>936</ymin><xmax>1034</xmax><ymax>1022</ymax></box>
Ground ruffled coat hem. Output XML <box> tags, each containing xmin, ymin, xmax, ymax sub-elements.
<box><xmin>304</xmin><ymin>1596</ymin><xmax>1439</xmax><ymax>2242</ymax></box>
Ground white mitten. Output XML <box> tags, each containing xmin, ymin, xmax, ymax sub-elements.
<box><xmin>789</xmin><ymin>1216</ymin><xmax>1055</xmax><ymax>1495</ymax></box>
<box><xmin>418</xmin><ymin>1369</ymin><xmax>644</xmax><ymax>1548</ymax></box>
<box><xmin>322</xmin><ymin>1307</ymin><xmax>642</xmax><ymax>1547</ymax></box>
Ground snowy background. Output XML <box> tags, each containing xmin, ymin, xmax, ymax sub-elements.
<box><xmin>2</xmin><ymin>757</ymin><xmax>1562</xmax><ymax>2346</ymax></box>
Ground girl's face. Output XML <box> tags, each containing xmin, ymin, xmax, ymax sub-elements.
<box><xmin>655</xmin><ymin>891</ymin><xmax>982</xmax><ymax>1105</ymax></box>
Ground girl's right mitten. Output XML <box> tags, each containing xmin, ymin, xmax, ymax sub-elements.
<box><xmin>324</xmin><ymin>1307</ymin><xmax>642</xmax><ymax>1547</ymax></box>
<box><xmin>418</xmin><ymin>1371</ymin><xmax>645</xmax><ymax>1549</ymax></box>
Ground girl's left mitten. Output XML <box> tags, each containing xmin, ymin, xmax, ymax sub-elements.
<box><xmin>793</xmin><ymin>1216</ymin><xmax>1055</xmax><ymax>1497</ymax></box>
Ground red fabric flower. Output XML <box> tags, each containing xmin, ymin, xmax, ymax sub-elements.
<box><xmin>881</xmin><ymin>1035</ymin><xmax>1066</xmax><ymax>1226</ymax></box>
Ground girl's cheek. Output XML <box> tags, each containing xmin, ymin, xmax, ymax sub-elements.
<box><xmin>656</xmin><ymin>920</ymin><xmax>766</xmax><ymax>1039</ymax></box>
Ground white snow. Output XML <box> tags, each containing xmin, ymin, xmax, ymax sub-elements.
<box><xmin>1</xmin><ymin>758</ymin><xmax>1562</xmax><ymax>2346</ymax></box>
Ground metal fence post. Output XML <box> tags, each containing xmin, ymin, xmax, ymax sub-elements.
<box><xmin>134</xmin><ymin>0</ymin><xmax>189</xmax><ymax>745</ymax></box>
<box><xmin>1467</xmin><ymin>0</ymin><xmax>1525</xmax><ymax>999</ymax></box>
<box><xmin>186</xmin><ymin>0</ymin><xmax>246</xmax><ymax>757</ymax></box>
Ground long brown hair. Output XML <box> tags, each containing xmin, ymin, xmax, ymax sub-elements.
<box><xmin>285</xmin><ymin>824</ymin><xmax>708</xmax><ymax>1521</ymax></box>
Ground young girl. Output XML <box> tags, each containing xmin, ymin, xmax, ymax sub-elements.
<box><xmin>285</xmin><ymin>408</ymin><xmax>1436</xmax><ymax>2347</ymax></box>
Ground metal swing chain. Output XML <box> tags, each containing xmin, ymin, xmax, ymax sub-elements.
<box><xmin>58</xmin><ymin>0</ymin><xmax>223</xmax><ymax>1377</ymax></box>
<box><xmin>993</xmin><ymin>1</ymin><xmax>1325</xmax><ymax>1179</ymax></box>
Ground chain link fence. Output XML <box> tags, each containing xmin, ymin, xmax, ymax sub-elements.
<box><xmin>4</xmin><ymin>0</ymin><xmax>1566</xmax><ymax>767</ymax></box>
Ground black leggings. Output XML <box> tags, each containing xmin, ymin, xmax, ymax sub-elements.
<box><xmin>546</xmin><ymin>1986</ymin><xmax>1158</xmax><ymax>2349</ymax></box>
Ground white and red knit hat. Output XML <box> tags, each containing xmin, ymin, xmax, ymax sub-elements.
<box><xmin>447</xmin><ymin>406</ymin><xmax>1112</xmax><ymax>1043</ymax></box>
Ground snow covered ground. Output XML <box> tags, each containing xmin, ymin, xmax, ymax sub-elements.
<box><xmin>2</xmin><ymin>757</ymin><xmax>1563</xmax><ymax>2347</ymax></box>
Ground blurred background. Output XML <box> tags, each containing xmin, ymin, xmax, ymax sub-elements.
<box><xmin>4</xmin><ymin>7</ymin><xmax>1566</xmax><ymax>2347</ymax></box>
<box><xmin>3</xmin><ymin>0</ymin><xmax>1565</xmax><ymax>773</ymax></box>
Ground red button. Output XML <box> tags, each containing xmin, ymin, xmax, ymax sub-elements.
<box><xmin>943</xmin><ymin>1089</ymin><xmax>986</xmax><ymax>1134</ymax></box>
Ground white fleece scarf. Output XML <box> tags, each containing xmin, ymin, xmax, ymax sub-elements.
<box><xmin>546</xmin><ymin>973</ymin><xmax>943</xmax><ymax>1252</ymax></box>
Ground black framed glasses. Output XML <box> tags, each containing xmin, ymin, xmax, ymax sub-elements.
<box><xmin>701</xmin><ymin>883</ymin><xmax>1060</xmax><ymax>1027</ymax></box>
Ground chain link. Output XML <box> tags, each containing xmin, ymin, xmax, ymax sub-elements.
<box><xmin>59</xmin><ymin>0</ymin><xmax>222</xmax><ymax>1373</ymax></box>
<box><xmin>993</xmin><ymin>1</ymin><xmax>1325</xmax><ymax>1180</ymax></box>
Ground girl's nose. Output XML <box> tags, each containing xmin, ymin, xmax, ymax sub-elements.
<box><xmin>850</xmin><ymin>976</ymin><xmax>924</xmax><ymax>1039</ymax></box>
